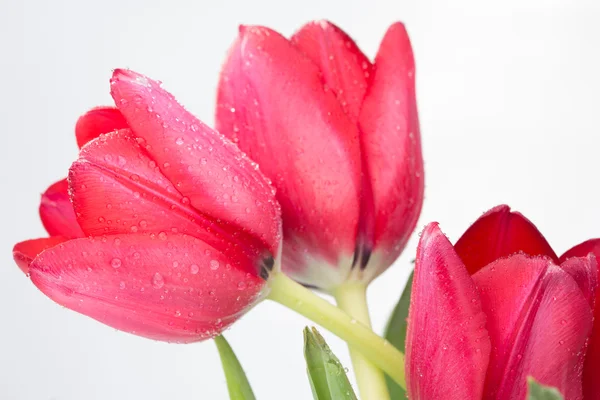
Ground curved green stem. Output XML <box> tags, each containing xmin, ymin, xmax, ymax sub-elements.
<box><xmin>334</xmin><ymin>283</ymin><xmax>391</xmax><ymax>400</ymax></box>
<box><xmin>267</xmin><ymin>272</ymin><xmax>406</xmax><ymax>389</ymax></box>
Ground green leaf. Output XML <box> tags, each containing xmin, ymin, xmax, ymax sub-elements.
<box><xmin>383</xmin><ymin>270</ymin><xmax>414</xmax><ymax>399</ymax></box>
<box><xmin>214</xmin><ymin>335</ymin><xmax>256</xmax><ymax>400</ymax></box>
<box><xmin>303</xmin><ymin>327</ymin><xmax>358</xmax><ymax>400</ymax></box>
<box><xmin>527</xmin><ymin>378</ymin><xmax>564</xmax><ymax>400</ymax></box>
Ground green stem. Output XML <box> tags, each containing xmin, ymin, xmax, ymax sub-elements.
<box><xmin>334</xmin><ymin>283</ymin><xmax>391</xmax><ymax>400</ymax></box>
<box><xmin>267</xmin><ymin>272</ymin><xmax>406</xmax><ymax>389</ymax></box>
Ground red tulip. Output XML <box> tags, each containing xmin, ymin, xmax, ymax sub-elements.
<box><xmin>13</xmin><ymin>69</ymin><xmax>282</xmax><ymax>343</ymax></box>
<box><xmin>406</xmin><ymin>207</ymin><xmax>599</xmax><ymax>399</ymax></box>
<box><xmin>216</xmin><ymin>21</ymin><xmax>424</xmax><ymax>290</ymax></box>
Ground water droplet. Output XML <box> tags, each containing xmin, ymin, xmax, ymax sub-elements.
<box><xmin>175</xmin><ymin>137</ymin><xmax>184</xmax><ymax>145</ymax></box>
<box><xmin>190</xmin><ymin>264</ymin><xmax>199</xmax><ymax>274</ymax></box>
<box><xmin>210</xmin><ymin>260</ymin><xmax>220</xmax><ymax>270</ymax></box>
<box><xmin>237</xmin><ymin>281</ymin><xmax>247</xmax><ymax>290</ymax></box>
<box><xmin>110</xmin><ymin>258</ymin><xmax>122</xmax><ymax>269</ymax></box>
<box><xmin>152</xmin><ymin>273</ymin><xmax>165</xmax><ymax>289</ymax></box>
<box><xmin>181</xmin><ymin>197</ymin><xmax>190</xmax><ymax>205</ymax></box>
<box><xmin>158</xmin><ymin>232</ymin><xmax>168</xmax><ymax>240</ymax></box>
<box><xmin>119</xmin><ymin>281</ymin><xmax>126</xmax><ymax>289</ymax></box>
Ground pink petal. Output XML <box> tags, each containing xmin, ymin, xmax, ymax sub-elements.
<box><xmin>559</xmin><ymin>254</ymin><xmax>598</xmax><ymax>309</ymax></box>
<box><xmin>75</xmin><ymin>106</ymin><xmax>129</xmax><ymax>148</ymax></box>
<box><xmin>69</xmin><ymin>130</ymin><xmax>266</xmax><ymax>270</ymax></box>
<box><xmin>454</xmin><ymin>205</ymin><xmax>558</xmax><ymax>275</ymax></box>
<box><xmin>39</xmin><ymin>179</ymin><xmax>85</xmax><ymax>238</ymax></box>
<box><xmin>215</xmin><ymin>26</ymin><xmax>361</xmax><ymax>287</ymax></box>
<box><xmin>29</xmin><ymin>233</ymin><xmax>266</xmax><ymax>343</ymax></box>
<box><xmin>109</xmin><ymin>69</ymin><xmax>281</xmax><ymax>258</ymax></box>
<box><xmin>291</xmin><ymin>20</ymin><xmax>372</xmax><ymax>123</ymax></box>
<box><xmin>561</xmin><ymin>239</ymin><xmax>600</xmax><ymax>400</ymax></box>
<box><xmin>473</xmin><ymin>254</ymin><xmax>593</xmax><ymax>399</ymax></box>
<box><xmin>406</xmin><ymin>223</ymin><xmax>490</xmax><ymax>400</ymax></box>
<box><xmin>13</xmin><ymin>237</ymin><xmax>70</xmax><ymax>274</ymax></box>
<box><xmin>357</xmin><ymin>23</ymin><xmax>424</xmax><ymax>270</ymax></box>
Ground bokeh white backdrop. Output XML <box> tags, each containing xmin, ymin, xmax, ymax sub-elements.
<box><xmin>1</xmin><ymin>0</ymin><xmax>599</xmax><ymax>398</ymax></box>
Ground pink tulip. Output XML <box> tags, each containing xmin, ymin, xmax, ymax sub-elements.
<box><xmin>406</xmin><ymin>206</ymin><xmax>599</xmax><ymax>399</ymax></box>
<box><xmin>13</xmin><ymin>69</ymin><xmax>282</xmax><ymax>343</ymax></box>
<box><xmin>216</xmin><ymin>21</ymin><xmax>424</xmax><ymax>290</ymax></box>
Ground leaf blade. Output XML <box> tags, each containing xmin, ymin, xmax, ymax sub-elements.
<box><xmin>304</xmin><ymin>327</ymin><xmax>358</xmax><ymax>400</ymax></box>
<box><xmin>384</xmin><ymin>270</ymin><xmax>413</xmax><ymax>399</ymax></box>
<box><xmin>214</xmin><ymin>335</ymin><xmax>256</xmax><ymax>400</ymax></box>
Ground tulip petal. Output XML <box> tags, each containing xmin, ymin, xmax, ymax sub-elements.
<box><xmin>291</xmin><ymin>20</ymin><xmax>372</xmax><ymax>123</ymax></box>
<box><xmin>70</xmin><ymin>130</ymin><xmax>265</xmax><ymax>269</ymax></box>
<box><xmin>39</xmin><ymin>179</ymin><xmax>85</xmax><ymax>238</ymax></box>
<box><xmin>559</xmin><ymin>254</ymin><xmax>598</xmax><ymax>309</ymax></box>
<box><xmin>473</xmin><ymin>254</ymin><xmax>593</xmax><ymax>399</ymax></box>
<box><xmin>29</xmin><ymin>233</ymin><xmax>266</xmax><ymax>343</ymax></box>
<box><xmin>13</xmin><ymin>237</ymin><xmax>70</xmax><ymax>274</ymax></box>
<box><xmin>110</xmin><ymin>69</ymin><xmax>280</xmax><ymax>258</ymax></box>
<box><xmin>406</xmin><ymin>223</ymin><xmax>490</xmax><ymax>400</ymax></box>
<box><xmin>455</xmin><ymin>205</ymin><xmax>558</xmax><ymax>275</ymax></box>
<box><xmin>216</xmin><ymin>26</ymin><xmax>361</xmax><ymax>286</ymax></box>
<box><xmin>75</xmin><ymin>106</ymin><xmax>128</xmax><ymax>148</ymax></box>
<box><xmin>357</xmin><ymin>23</ymin><xmax>424</xmax><ymax>271</ymax></box>
<box><xmin>561</xmin><ymin>239</ymin><xmax>600</xmax><ymax>400</ymax></box>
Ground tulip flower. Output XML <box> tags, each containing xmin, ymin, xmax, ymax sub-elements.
<box><xmin>13</xmin><ymin>69</ymin><xmax>407</xmax><ymax>386</ymax></box>
<box><xmin>406</xmin><ymin>206</ymin><xmax>600</xmax><ymax>399</ymax></box>
<box><xmin>216</xmin><ymin>21</ymin><xmax>423</xmax><ymax>292</ymax></box>
<box><xmin>216</xmin><ymin>21</ymin><xmax>422</xmax><ymax>398</ymax></box>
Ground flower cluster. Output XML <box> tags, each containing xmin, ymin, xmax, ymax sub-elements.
<box><xmin>13</xmin><ymin>20</ymin><xmax>598</xmax><ymax>400</ymax></box>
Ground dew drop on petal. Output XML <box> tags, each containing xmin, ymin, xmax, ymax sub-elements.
<box><xmin>152</xmin><ymin>272</ymin><xmax>165</xmax><ymax>289</ymax></box>
<box><xmin>190</xmin><ymin>264</ymin><xmax>199</xmax><ymax>274</ymax></box>
<box><xmin>111</xmin><ymin>258</ymin><xmax>122</xmax><ymax>269</ymax></box>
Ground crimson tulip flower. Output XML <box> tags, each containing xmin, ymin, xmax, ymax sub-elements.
<box><xmin>13</xmin><ymin>69</ymin><xmax>283</xmax><ymax>343</ymax></box>
<box><xmin>215</xmin><ymin>21</ymin><xmax>423</xmax><ymax>291</ymax></box>
<box><xmin>406</xmin><ymin>205</ymin><xmax>600</xmax><ymax>399</ymax></box>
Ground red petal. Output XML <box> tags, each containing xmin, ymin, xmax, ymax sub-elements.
<box><xmin>110</xmin><ymin>69</ymin><xmax>281</xmax><ymax>258</ymax></box>
<box><xmin>561</xmin><ymin>239</ymin><xmax>600</xmax><ymax>400</ymax></box>
<box><xmin>29</xmin><ymin>233</ymin><xmax>266</xmax><ymax>343</ymax></box>
<box><xmin>357</xmin><ymin>23</ymin><xmax>424</xmax><ymax>270</ymax></box>
<box><xmin>454</xmin><ymin>205</ymin><xmax>558</xmax><ymax>275</ymax></box>
<box><xmin>216</xmin><ymin>26</ymin><xmax>361</xmax><ymax>287</ymax></box>
<box><xmin>70</xmin><ymin>130</ymin><xmax>266</xmax><ymax>271</ymax></box>
<box><xmin>406</xmin><ymin>223</ymin><xmax>490</xmax><ymax>400</ymax></box>
<box><xmin>13</xmin><ymin>237</ymin><xmax>69</xmax><ymax>274</ymax></box>
<box><xmin>291</xmin><ymin>20</ymin><xmax>372</xmax><ymax>123</ymax></box>
<box><xmin>473</xmin><ymin>254</ymin><xmax>593</xmax><ymax>399</ymax></box>
<box><xmin>39</xmin><ymin>179</ymin><xmax>85</xmax><ymax>238</ymax></box>
<box><xmin>75</xmin><ymin>106</ymin><xmax>129</xmax><ymax>148</ymax></box>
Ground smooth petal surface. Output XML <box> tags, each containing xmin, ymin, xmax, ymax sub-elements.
<box><xmin>216</xmin><ymin>26</ymin><xmax>361</xmax><ymax>286</ymax></box>
<box><xmin>75</xmin><ymin>106</ymin><xmax>128</xmax><ymax>148</ymax></box>
<box><xmin>455</xmin><ymin>205</ymin><xmax>558</xmax><ymax>275</ymax></box>
<box><xmin>110</xmin><ymin>69</ymin><xmax>281</xmax><ymax>258</ymax></box>
<box><xmin>70</xmin><ymin>130</ymin><xmax>265</xmax><ymax>272</ymax></box>
<box><xmin>406</xmin><ymin>223</ymin><xmax>490</xmax><ymax>400</ymax></box>
<box><xmin>39</xmin><ymin>179</ymin><xmax>85</xmax><ymax>238</ymax></box>
<box><xmin>357</xmin><ymin>23</ymin><xmax>424</xmax><ymax>270</ymax></box>
<box><xmin>473</xmin><ymin>254</ymin><xmax>593</xmax><ymax>400</ymax></box>
<box><xmin>13</xmin><ymin>237</ymin><xmax>69</xmax><ymax>274</ymax></box>
<box><xmin>561</xmin><ymin>239</ymin><xmax>600</xmax><ymax>400</ymax></box>
<box><xmin>291</xmin><ymin>20</ymin><xmax>372</xmax><ymax>123</ymax></box>
<box><xmin>29</xmin><ymin>233</ymin><xmax>266</xmax><ymax>343</ymax></box>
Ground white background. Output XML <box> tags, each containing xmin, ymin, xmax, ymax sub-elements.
<box><xmin>1</xmin><ymin>0</ymin><xmax>599</xmax><ymax>399</ymax></box>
